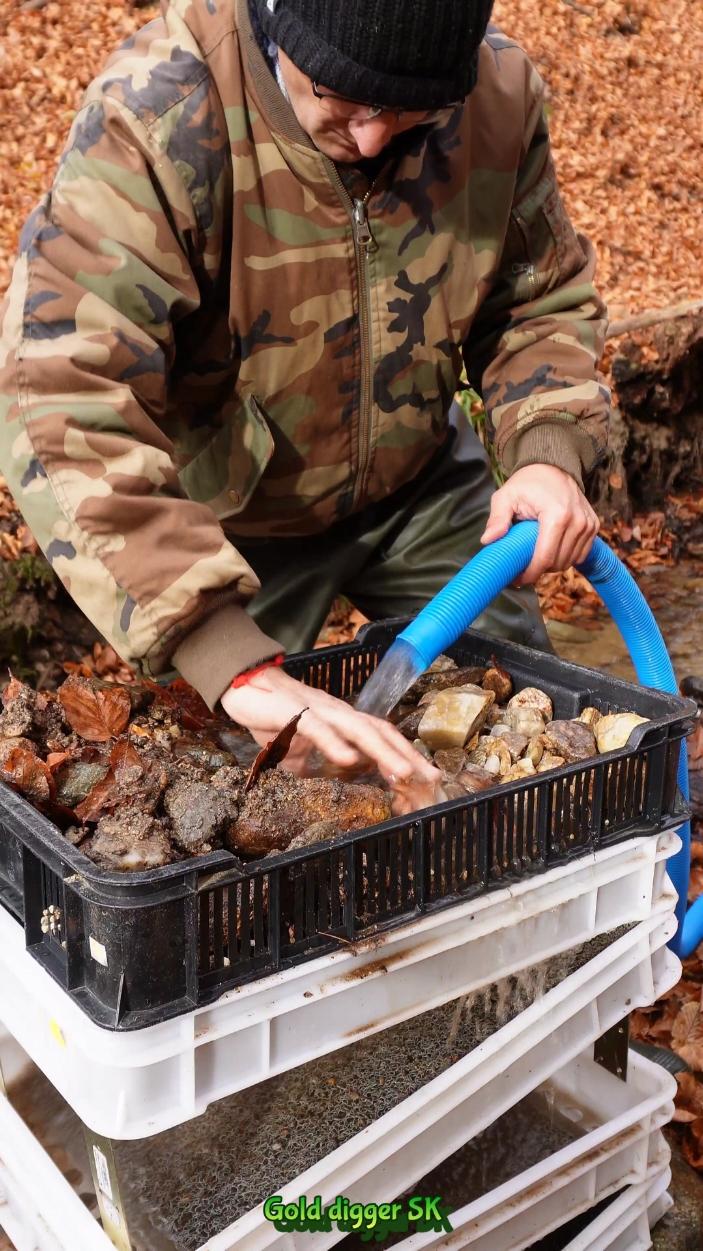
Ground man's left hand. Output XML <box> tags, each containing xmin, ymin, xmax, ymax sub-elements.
<box><xmin>480</xmin><ymin>464</ymin><xmax>599</xmax><ymax>585</ymax></box>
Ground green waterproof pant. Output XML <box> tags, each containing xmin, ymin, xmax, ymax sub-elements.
<box><xmin>237</xmin><ymin>403</ymin><xmax>552</xmax><ymax>656</ymax></box>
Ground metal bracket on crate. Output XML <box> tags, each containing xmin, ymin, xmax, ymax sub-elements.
<box><xmin>594</xmin><ymin>1018</ymin><xmax>629</xmax><ymax>1082</ymax></box>
<box><xmin>84</xmin><ymin>1128</ymin><xmax>134</xmax><ymax>1251</ymax></box>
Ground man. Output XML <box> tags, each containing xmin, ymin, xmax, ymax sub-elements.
<box><xmin>0</xmin><ymin>0</ymin><xmax>607</xmax><ymax>782</ymax></box>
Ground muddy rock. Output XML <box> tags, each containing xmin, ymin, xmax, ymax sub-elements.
<box><xmin>64</xmin><ymin>824</ymin><xmax>91</xmax><ymax>847</ymax></box>
<box><xmin>0</xmin><ymin>681</ymin><xmax>70</xmax><ymax>745</ymax></box>
<box><xmin>164</xmin><ymin>779</ymin><xmax>241</xmax><ymax>855</ymax></box>
<box><xmin>227</xmin><ymin>771</ymin><xmax>392</xmax><ymax>857</ymax></box>
<box><xmin>286</xmin><ymin>820</ymin><xmax>341</xmax><ymax>852</ymax></box>
<box><xmin>84</xmin><ymin>812</ymin><xmax>174</xmax><ymax>872</ymax></box>
<box><xmin>53</xmin><ymin>750</ymin><xmax>110</xmax><ymax>808</ymax></box>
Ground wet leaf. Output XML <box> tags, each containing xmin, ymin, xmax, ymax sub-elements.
<box><xmin>245</xmin><ymin>710</ymin><xmax>307</xmax><ymax>793</ymax></box>
<box><xmin>165</xmin><ymin>679</ymin><xmax>218</xmax><ymax>730</ymax></box>
<box><xmin>141</xmin><ymin>678</ymin><xmax>218</xmax><ymax>732</ymax></box>
<box><xmin>0</xmin><ymin>740</ymin><xmax>52</xmax><ymax>801</ymax></box>
<box><xmin>46</xmin><ymin>750</ymin><xmax>73</xmax><ymax>771</ymax></box>
<box><xmin>76</xmin><ymin>738</ymin><xmax>164</xmax><ymax>822</ymax></box>
<box><xmin>58</xmin><ymin>675</ymin><xmax>131</xmax><ymax>742</ymax></box>
<box><xmin>52</xmin><ymin>747</ymin><xmax>110</xmax><ymax>809</ymax></box>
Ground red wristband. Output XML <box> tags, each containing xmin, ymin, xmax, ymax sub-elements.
<box><xmin>230</xmin><ymin>654</ymin><xmax>285</xmax><ymax>689</ymax></box>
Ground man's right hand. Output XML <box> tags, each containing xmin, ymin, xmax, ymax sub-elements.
<box><xmin>220</xmin><ymin>664</ymin><xmax>439</xmax><ymax>785</ymax></box>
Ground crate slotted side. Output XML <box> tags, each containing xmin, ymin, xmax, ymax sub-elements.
<box><xmin>0</xmin><ymin>622</ymin><xmax>693</xmax><ymax>1030</ymax></box>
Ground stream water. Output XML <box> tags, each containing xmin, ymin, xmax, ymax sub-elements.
<box><xmin>548</xmin><ymin>559</ymin><xmax>703</xmax><ymax>684</ymax></box>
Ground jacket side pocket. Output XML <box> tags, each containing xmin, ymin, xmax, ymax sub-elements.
<box><xmin>177</xmin><ymin>393</ymin><xmax>274</xmax><ymax>520</ymax></box>
<box><xmin>508</xmin><ymin>165</ymin><xmax>587</xmax><ymax>301</ymax></box>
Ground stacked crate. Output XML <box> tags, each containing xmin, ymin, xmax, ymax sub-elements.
<box><xmin>0</xmin><ymin>626</ymin><xmax>693</xmax><ymax>1251</ymax></box>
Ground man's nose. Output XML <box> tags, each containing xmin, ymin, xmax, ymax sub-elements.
<box><xmin>348</xmin><ymin>114</ymin><xmax>399</xmax><ymax>157</ymax></box>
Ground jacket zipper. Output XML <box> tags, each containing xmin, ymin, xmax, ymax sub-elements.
<box><xmin>328</xmin><ymin>167</ymin><xmax>377</xmax><ymax>511</ymax></box>
<box><xmin>510</xmin><ymin>209</ymin><xmax>537</xmax><ymax>299</ymax></box>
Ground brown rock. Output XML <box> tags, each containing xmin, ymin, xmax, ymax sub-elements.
<box><xmin>433</xmin><ymin>747</ymin><xmax>469</xmax><ymax>777</ymax></box>
<box><xmin>227</xmin><ymin>771</ymin><xmax>392</xmax><ymax>857</ymax></box>
<box><xmin>455</xmin><ymin>764</ymin><xmax>497</xmax><ymax>793</ymax></box>
<box><xmin>489</xmin><ymin>727</ymin><xmax>529</xmax><ymax>761</ymax></box>
<box><xmin>542</xmin><ymin>720</ymin><xmax>597</xmax><ymax>763</ymax></box>
<box><xmin>482</xmin><ymin>666</ymin><xmax>513</xmax><ymax>702</ymax></box>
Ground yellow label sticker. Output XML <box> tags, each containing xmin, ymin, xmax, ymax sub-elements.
<box><xmin>49</xmin><ymin>1019</ymin><xmax>66</xmax><ymax>1048</ymax></box>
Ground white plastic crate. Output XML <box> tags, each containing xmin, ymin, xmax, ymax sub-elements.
<box><xmin>0</xmin><ymin>936</ymin><xmax>678</xmax><ymax>1251</ymax></box>
<box><xmin>0</xmin><ymin>831</ymin><xmax>680</xmax><ymax>1139</ymax></box>
<box><xmin>206</xmin><ymin>999</ymin><xmax>679</xmax><ymax>1251</ymax></box>
<box><xmin>389</xmin><ymin>1050</ymin><xmax>674</xmax><ymax>1250</ymax></box>
<box><xmin>559</xmin><ymin>1167</ymin><xmax>672</xmax><ymax>1251</ymax></box>
<box><xmin>0</xmin><ymin>1090</ymin><xmax>111</xmax><ymax>1251</ymax></box>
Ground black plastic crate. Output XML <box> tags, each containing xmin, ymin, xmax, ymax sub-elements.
<box><xmin>0</xmin><ymin>621</ymin><xmax>694</xmax><ymax>1030</ymax></box>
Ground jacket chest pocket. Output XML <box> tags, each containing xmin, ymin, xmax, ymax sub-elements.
<box><xmin>177</xmin><ymin>394</ymin><xmax>274</xmax><ymax>520</ymax></box>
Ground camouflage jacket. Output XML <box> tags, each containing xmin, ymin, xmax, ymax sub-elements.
<box><xmin>0</xmin><ymin>0</ymin><xmax>609</xmax><ymax>708</ymax></box>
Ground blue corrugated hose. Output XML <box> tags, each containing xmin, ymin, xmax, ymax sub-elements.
<box><xmin>397</xmin><ymin>519</ymin><xmax>701</xmax><ymax>958</ymax></box>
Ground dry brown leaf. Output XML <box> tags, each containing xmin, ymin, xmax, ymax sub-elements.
<box><xmin>2</xmin><ymin>675</ymin><xmax>29</xmax><ymax>707</ymax></box>
<box><xmin>58</xmin><ymin>675</ymin><xmax>131</xmax><ymax>742</ymax></box>
<box><xmin>245</xmin><ymin>710</ymin><xmax>307</xmax><ymax>793</ymax></box>
<box><xmin>671</xmin><ymin>1001</ymin><xmax>703</xmax><ymax>1070</ymax></box>
<box><xmin>682</xmin><ymin>1118</ymin><xmax>703</xmax><ymax>1171</ymax></box>
<box><xmin>675</xmin><ymin>1072</ymin><xmax>703</xmax><ymax>1123</ymax></box>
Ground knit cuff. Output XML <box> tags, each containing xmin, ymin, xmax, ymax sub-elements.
<box><xmin>502</xmin><ymin>422</ymin><xmax>600</xmax><ymax>492</ymax></box>
<box><xmin>172</xmin><ymin>603</ymin><xmax>285</xmax><ymax>711</ymax></box>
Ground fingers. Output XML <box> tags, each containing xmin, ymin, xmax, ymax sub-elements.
<box><xmin>518</xmin><ymin>508</ymin><xmax>596</xmax><ymax>583</ymax></box>
<box><xmin>222</xmin><ymin>670</ymin><xmax>437</xmax><ymax>783</ymax></box>
<box><xmin>480</xmin><ymin>486</ymin><xmax>515</xmax><ymax>545</ymax></box>
<box><xmin>311</xmin><ymin>703</ymin><xmax>439</xmax><ymax>783</ymax></box>
<box><xmin>498</xmin><ymin>467</ymin><xmax>599</xmax><ymax>585</ymax></box>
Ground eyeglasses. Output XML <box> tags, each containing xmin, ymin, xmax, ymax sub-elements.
<box><xmin>311</xmin><ymin>81</ymin><xmax>462</xmax><ymax>126</ymax></box>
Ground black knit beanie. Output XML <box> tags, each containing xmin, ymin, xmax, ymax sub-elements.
<box><xmin>257</xmin><ymin>0</ymin><xmax>495</xmax><ymax>111</ymax></box>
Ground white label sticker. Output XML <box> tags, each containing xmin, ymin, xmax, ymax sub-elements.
<box><xmin>93</xmin><ymin>1146</ymin><xmax>113</xmax><ymax>1200</ymax></box>
<box><xmin>89</xmin><ymin>936</ymin><xmax>108</xmax><ymax>967</ymax></box>
<box><xmin>102</xmin><ymin>1196</ymin><xmax>122</xmax><ymax>1230</ymax></box>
